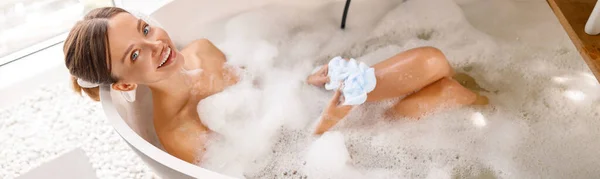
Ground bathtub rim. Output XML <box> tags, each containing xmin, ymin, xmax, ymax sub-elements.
<box><xmin>98</xmin><ymin>85</ymin><xmax>233</xmax><ymax>179</ymax></box>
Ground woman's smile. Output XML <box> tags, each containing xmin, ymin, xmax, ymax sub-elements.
<box><xmin>157</xmin><ymin>45</ymin><xmax>176</xmax><ymax>69</ymax></box>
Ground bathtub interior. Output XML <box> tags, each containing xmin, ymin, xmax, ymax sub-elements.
<box><xmin>149</xmin><ymin>0</ymin><xmax>328</xmax><ymax>49</ymax></box>
<box><xmin>100</xmin><ymin>0</ymin><xmax>332</xmax><ymax>178</ymax></box>
<box><xmin>105</xmin><ymin>0</ymin><xmax>335</xmax><ymax>153</ymax></box>
<box><xmin>97</xmin><ymin>0</ymin><xmax>600</xmax><ymax>178</ymax></box>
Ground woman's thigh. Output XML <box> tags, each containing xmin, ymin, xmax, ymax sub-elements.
<box><xmin>366</xmin><ymin>46</ymin><xmax>454</xmax><ymax>102</ymax></box>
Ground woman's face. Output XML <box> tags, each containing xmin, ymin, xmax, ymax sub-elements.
<box><xmin>107</xmin><ymin>12</ymin><xmax>184</xmax><ymax>88</ymax></box>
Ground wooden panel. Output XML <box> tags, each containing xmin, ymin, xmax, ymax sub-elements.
<box><xmin>547</xmin><ymin>0</ymin><xmax>600</xmax><ymax>82</ymax></box>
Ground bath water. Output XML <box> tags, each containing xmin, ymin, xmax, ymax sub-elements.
<box><xmin>194</xmin><ymin>0</ymin><xmax>600</xmax><ymax>178</ymax></box>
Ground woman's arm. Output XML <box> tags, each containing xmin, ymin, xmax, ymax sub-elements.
<box><xmin>314</xmin><ymin>88</ymin><xmax>354</xmax><ymax>135</ymax></box>
<box><xmin>314</xmin><ymin>114</ymin><xmax>348</xmax><ymax>135</ymax></box>
<box><xmin>156</xmin><ymin>115</ymin><xmax>210</xmax><ymax>164</ymax></box>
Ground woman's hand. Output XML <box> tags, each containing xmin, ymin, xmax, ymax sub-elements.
<box><xmin>307</xmin><ymin>65</ymin><xmax>329</xmax><ymax>87</ymax></box>
<box><xmin>314</xmin><ymin>87</ymin><xmax>354</xmax><ymax>135</ymax></box>
<box><xmin>324</xmin><ymin>87</ymin><xmax>353</xmax><ymax>119</ymax></box>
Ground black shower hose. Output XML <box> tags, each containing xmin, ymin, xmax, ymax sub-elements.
<box><xmin>341</xmin><ymin>0</ymin><xmax>351</xmax><ymax>29</ymax></box>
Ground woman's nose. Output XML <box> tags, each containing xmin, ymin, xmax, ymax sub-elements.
<box><xmin>147</xmin><ymin>40</ymin><xmax>163</xmax><ymax>57</ymax></box>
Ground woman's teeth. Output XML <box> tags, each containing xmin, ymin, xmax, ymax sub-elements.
<box><xmin>159</xmin><ymin>47</ymin><xmax>171</xmax><ymax>67</ymax></box>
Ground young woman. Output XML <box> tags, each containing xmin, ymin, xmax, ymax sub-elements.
<box><xmin>64</xmin><ymin>7</ymin><xmax>487</xmax><ymax>164</ymax></box>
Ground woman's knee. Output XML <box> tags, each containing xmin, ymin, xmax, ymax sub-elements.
<box><xmin>415</xmin><ymin>46</ymin><xmax>453</xmax><ymax>79</ymax></box>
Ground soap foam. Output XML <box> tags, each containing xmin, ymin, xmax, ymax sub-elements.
<box><xmin>195</xmin><ymin>0</ymin><xmax>600</xmax><ymax>178</ymax></box>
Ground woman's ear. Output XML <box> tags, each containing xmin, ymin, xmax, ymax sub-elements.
<box><xmin>111</xmin><ymin>82</ymin><xmax>137</xmax><ymax>92</ymax></box>
<box><xmin>112</xmin><ymin>82</ymin><xmax>138</xmax><ymax>102</ymax></box>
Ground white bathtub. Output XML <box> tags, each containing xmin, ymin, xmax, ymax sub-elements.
<box><xmin>98</xmin><ymin>0</ymin><xmax>327</xmax><ymax>178</ymax></box>
<box><xmin>100</xmin><ymin>85</ymin><xmax>229</xmax><ymax>179</ymax></box>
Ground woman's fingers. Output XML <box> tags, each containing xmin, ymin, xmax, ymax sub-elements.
<box><xmin>336</xmin><ymin>90</ymin><xmax>353</xmax><ymax>111</ymax></box>
<box><xmin>338</xmin><ymin>104</ymin><xmax>353</xmax><ymax>112</ymax></box>
<box><xmin>329</xmin><ymin>89</ymin><xmax>343</xmax><ymax>106</ymax></box>
<box><xmin>319</xmin><ymin>65</ymin><xmax>329</xmax><ymax>75</ymax></box>
<box><xmin>319</xmin><ymin>76</ymin><xmax>330</xmax><ymax>84</ymax></box>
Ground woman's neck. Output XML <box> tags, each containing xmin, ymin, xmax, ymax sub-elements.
<box><xmin>148</xmin><ymin>68</ymin><xmax>196</xmax><ymax>113</ymax></box>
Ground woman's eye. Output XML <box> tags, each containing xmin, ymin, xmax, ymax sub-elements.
<box><xmin>131</xmin><ymin>50</ymin><xmax>139</xmax><ymax>61</ymax></box>
<box><xmin>143</xmin><ymin>25</ymin><xmax>150</xmax><ymax>36</ymax></box>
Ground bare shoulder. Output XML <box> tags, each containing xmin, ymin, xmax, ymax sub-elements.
<box><xmin>154</xmin><ymin>111</ymin><xmax>210</xmax><ymax>164</ymax></box>
<box><xmin>181</xmin><ymin>38</ymin><xmax>225</xmax><ymax>60</ymax></box>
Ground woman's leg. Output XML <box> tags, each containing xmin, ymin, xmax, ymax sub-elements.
<box><xmin>387</xmin><ymin>77</ymin><xmax>488</xmax><ymax>118</ymax></box>
<box><xmin>366</xmin><ymin>46</ymin><xmax>488</xmax><ymax>118</ymax></box>
<box><xmin>307</xmin><ymin>46</ymin><xmax>453</xmax><ymax>95</ymax></box>
<box><xmin>366</xmin><ymin>46</ymin><xmax>455</xmax><ymax>102</ymax></box>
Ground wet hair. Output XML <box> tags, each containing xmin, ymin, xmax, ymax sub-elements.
<box><xmin>64</xmin><ymin>7</ymin><xmax>128</xmax><ymax>101</ymax></box>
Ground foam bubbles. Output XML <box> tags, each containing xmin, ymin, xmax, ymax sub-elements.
<box><xmin>563</xmin><ymin>90</ymin><xmax>586</xmax><ymax>102</ymax></box>
<box><xmin>552</xmin><ymin>76</ymin><xmax>569</xmax><ymax>83</ymax></box>
<box><xmin>193</xmin><ymin>0</ymin><xmax>600</xmax><ymax>178</ymax></box>
<box><xmin>470</xmin><ymin>112</ymin><xmax>487</xmax><ymax>128</ymax></box>
<box><xmin>425</xmin><ymin>167</ymin><xmax>452</xmax><ymax>179</ymax></box>
<box><xmin>303</xmin><ymin>131</ymin><xmax>353</xmax><ymax>178</ymax></box>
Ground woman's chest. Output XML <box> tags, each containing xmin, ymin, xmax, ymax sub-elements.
<box><xmin>192</xmin><ymin>69</ymin><xmax>238</xmax><ymax>97</ymax></box>
<box><xmin>181</xmin><ymin>52</ymin><xmax>237</xmax><ymax>96</ymax></box>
